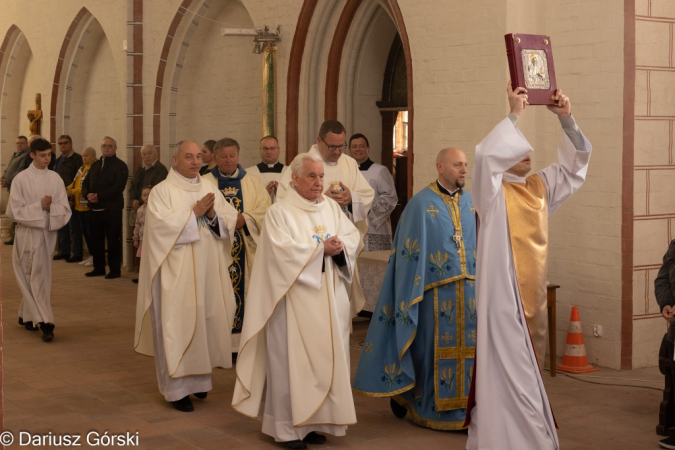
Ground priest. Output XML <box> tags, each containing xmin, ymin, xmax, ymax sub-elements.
<box><xmin>349</xmin><ymin>133</ymin><xmax>397</xmax><ymax>251</ymax></box>
<box><xmin>465</xmin><ymin>83</ymin><xmax>591</xmax><ymax>450</ymax></box>
<box><xmin>7</xmin><ymin>138</ymin><xmax>71</xmax><ymax>342</ymax></box>
<box><xmin>233</xmin><ymin>153</ymin><xmax>361</xmax><ymax>450</ymax></box>
<box><xmin>245</xmin><ymin>135</ymin><xmax>287</xmax><ymax>203</ymax></box>
<box><xmin>277</xmin><ymin>120</ymin><xmax>374</xmax><ymax>316</ymax></box>
<box><xmin>353</xmin><ymin>147</ymin><xmax>476</xmax><ymax>430</ymax></box>
<box><xmin>202</xmin><ymin>137</ymin><xmax>271</xmax><ymax>350</ymax></box>
<box><xmin>134</xmin><ymin>140</ymin><xmax>238</xmax><ymax>413</ymax></box>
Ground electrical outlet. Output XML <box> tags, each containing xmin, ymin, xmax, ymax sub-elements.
<box><xmin>593</xmin><ymin>325</ymin><xmax>602</xmax><ymax>337</ymax></box>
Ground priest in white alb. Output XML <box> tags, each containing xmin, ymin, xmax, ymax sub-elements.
<box><xmin>277</xmin><ymin>120</ymin><xmax>374</xmax><ymax>316</ymax></box>
<box><xmin>233</xmin><ymin>153</ymin><xmax>361</xmax><ymax>450</ymax></box>
<box><xmin>465</xmin><ymin>83</ymin><xmax>591</xmax><ymax>450</ymax></box>
<box><xmin>7</xmin><ymin>138</ymin><xmax>71</xmax><ymax>343</ymax></box>
<box><xmin>134</xmin><ymin>140</ymin><xmax>238</xmax><ymax>413</ymax></box>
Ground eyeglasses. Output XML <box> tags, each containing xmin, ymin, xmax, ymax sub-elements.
<box><xmin>58</xmin><ymin>141</ymin><xmax>70</xmax><ymax>145</ymax></box>
<box><xmin>320</xmin><ymin>138</ymin><xmax>347</xmax><ymax>152</ymax></box>
<box><xmin>101</xmin><ymin>144</ymin><xmax>115</xmax><ymax>149</ymax></box>
<box><xmin>261</xmin><ymin>146</ymin><xmax>279</xmax><ymax>151</ymax></box>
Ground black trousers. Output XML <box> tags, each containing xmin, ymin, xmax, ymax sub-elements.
<box><xmin>86</xmin><ymin>209</ymin><xmax>123</xmax><ymax>275</ymax></box>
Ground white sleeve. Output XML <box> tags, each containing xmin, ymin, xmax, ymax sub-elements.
<box><xmin>175</xmin><ymin>212</ymin><xmax>200</xmax><ymax>246</ymax></box>
<box><xmin>538</xmin><ymin>128</ymin><xmax>592</xmax><ymax>214</ymax></box>
<box><xmin>472</xmin><ymin>117</ymin><xmax>533</xmax><ymax>224</ymax></box>
<box><xmin>295</xmin><ymin>245</ymin><xmax>325</xmax><ymax>290</ymax></box>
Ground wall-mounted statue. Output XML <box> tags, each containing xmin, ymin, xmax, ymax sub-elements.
<box><xmin>27</xmin><ymin>93</ymin><xmax>42</xmax><ymax>137</ymax></box>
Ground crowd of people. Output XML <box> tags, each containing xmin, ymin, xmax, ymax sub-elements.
<box><xmin>5</xmin><ymin>85</ymin><xmax>597</xmax><ymax>450</ymax></box>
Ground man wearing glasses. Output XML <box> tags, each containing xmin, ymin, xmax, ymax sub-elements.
<box><xmin>53</xmin><ymin>135</ymin><xmax>83</xmax><ymax>261</ymax></box>
<box><xmin>277</xmin><ymin>120</ymin><xmax>374</xmax><ymax>317</ymax></box>
<box><xmin>245</xmin><ymin>135</ymin><xmax>287</xmax><ymax>203</ymax></box>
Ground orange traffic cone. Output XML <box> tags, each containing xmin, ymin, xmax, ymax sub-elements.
<box><xmin>556</xmin><ymin>306</ymin><xmax>599</xmax><ymax>374</ymax></box>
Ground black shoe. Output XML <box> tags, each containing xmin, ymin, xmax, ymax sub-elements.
<box><xmin>390</xmin><ymin>398</ymin><xmax>407</xmax><ymax>419</ymax></box>
<box><xmin>132</xmin><ymin>278</ymin><xmax>139</xmax><ymax>284</ymax></box>
<box><xmin>284</xmin><ymin>441</ymin><xmax>307</xmax><ymax>450</ymax></box>
<box><xmin>302</xmin><ymin>432</ymin><xmax>326</xmax><ymax>445</ymax></box>
<box><xmin>85</xmin><ymin>270</ymin><xmax>106</xmax><ymax>277</ymax></box>
<box><xmin>40</xmin><ymin>323</ymin><xmax>55</xmax><ymax>342</ymax></box>
<box><xmin>660</xmin><ymin>436</ymin><xmax>675</xmax><ymax>449</ymax></box>
<box><xmin>193</xmin><ymin>392</ymin><xmax>208</xmax><ymax>399</ymax></box>
<box><xmin>4</xmin><ymin>239</ymin><xmax>13</xmax><ymax>245</ymax></box>
<box><xmin>18</xmin><ymin>318</ymin><xmax>39</xmax><ymax>331</ymax></box>
<box><xmin>171</xmin><ymin>396</ymin><xmax>194</xmax><ymax>412</ymax></box>
<box><xmin>53</xmin><ymin>254</ymin><xmax>67</xmax><ymax>260</ymax></box>
<box><xmin>105</xmin><ymin>273</ymin><xmax>121</xmax><ymax>279</ymax></box>
<box><xmin>66</xmin><ymin>256</ymin><xmax>83</xmax><ymax>263</ymax></box>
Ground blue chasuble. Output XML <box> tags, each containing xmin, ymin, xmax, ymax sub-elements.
<box><xmin>211</xmin><ymin>164</ymin><xmax>247</xmax><ymax>334</ymax></box>
<box><xmin>353</xmin><ymin>183</ymin><xmax>477</xmax><ymax>430</ymax></box>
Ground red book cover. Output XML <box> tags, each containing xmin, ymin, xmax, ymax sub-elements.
<box><xmin>505</xmin><ymin>33</ymin><xmax>557</xmax><ymax>105</ymax></box>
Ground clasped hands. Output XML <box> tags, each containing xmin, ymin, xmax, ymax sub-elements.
<box><xmin>193</xmin><ymin>193</ymin><xmax>216</xmax><ymax>219</ymax></box>
<box><xmin>41</xmin><ymin>195</ymin><xmax>52</xmax><ymax>211</ymax></box>
<box><xmin>663</xmin><ymin>305</ymin><xmax>675</xmax><ymax>323</ymax></box>
<box><xmin>324</xmin><ymin>182</ymin><xmax>352</xmax><ymax>208</ymax></box>
<box><xmin>323</xmin><ymin>235</ymin><xmax>343</xmax><ymax>257</ymax></box>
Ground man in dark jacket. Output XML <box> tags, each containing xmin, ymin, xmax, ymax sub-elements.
<box><xmin>53</xmin><ymin>135</ymin><xmax>83</xmax><ymax>261</ymax></box>
<box><xmin>129</xmin><ymin>144</ymin><xmax>168</xmax><ymax>212</ymax></box>
<box><xmin>81</xmin><ymin>136</ymin><xmax>129</xmax><ymax>279</ymax></box>
<box><xmin>655</xmin><ymin>239</ymin><xmax>675</xmax><ymax>449</ymax></box>
<box><xmin>2</xmin><ymin>135</ymin><xmax>29</xmax><ymax>245</ymax></box>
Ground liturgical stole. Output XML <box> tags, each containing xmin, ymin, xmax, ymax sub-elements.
<box><xmin>502</xmin><ymin>174</ymin><xmax>548</xmax><ymax>364</ymax></box>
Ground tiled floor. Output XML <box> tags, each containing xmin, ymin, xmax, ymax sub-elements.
<box><xmin>0</xmin><ymin>243</ymin><xmax>667</xmax><ymax>449</ymax></box>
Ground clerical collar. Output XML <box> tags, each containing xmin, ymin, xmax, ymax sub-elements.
<box><xmin>436</xmin><ymin>180</ymin><xmax>459</xmax><ymax>197</ymax></box>
<box><xmin>358</xmin><ymin>158</ymin><xmax>374</xmax><ymax>171</ymax></box>
<box><xmin>218</xmin><ymin>168</ymin><xmax>239</xmax><ymax>178</ymax></box>
<box><xmin>174</xmin><ymin>170</ymin><xmax>198</xmax><ymax>184</ymax></box>
<box><xmin>256</xmin><ymin>161</ymin><xmax>284</xmax><ymax>173</ymax></box>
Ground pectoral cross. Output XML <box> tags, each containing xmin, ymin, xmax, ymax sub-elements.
<box><xmin>452</xmin><ymin>233</ymin><xmax>463</xmax><ymax>248</ymax></box>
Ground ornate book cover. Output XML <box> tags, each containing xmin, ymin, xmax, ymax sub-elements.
<box><xmin>505</xmin><ymin>33</ymin><xmax>557</xmax><ymax>105</ymax></box>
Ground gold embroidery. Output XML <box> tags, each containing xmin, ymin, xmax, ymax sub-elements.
<box><xmin>414</xmin><ymin>275</ymin><xmax>421</xmax><ymax>286</ymax></box>
<box><xmin>364</xmin><ymin>342</ymin><xmax>374</xmax><ymax>353</ymax></box>
<box><xmin>426</xmin><ymin>204</ymin><xmax>440</xmax><ymax>217</ymax></box>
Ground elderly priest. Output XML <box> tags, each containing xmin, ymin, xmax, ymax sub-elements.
<box><xmin>233</xmin><ymin>153</ymin><xmax>361</xmax><ymax>450</ymax></box>
<box><xmin>134</xmin><ymin>140</ymin><xmax>238</xmax><ymax>413</ymax></box>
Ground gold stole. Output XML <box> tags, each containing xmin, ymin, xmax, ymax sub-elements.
<box><xmin>502</xmin><ymin>174</ymin><xmax>548</xmax><ymax>366</ymax></box>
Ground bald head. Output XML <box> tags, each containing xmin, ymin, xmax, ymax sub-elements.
<box><xmin>436</xmin><ymin>147</ymin><xmax>468</xmax><ymax>191</ymax></box>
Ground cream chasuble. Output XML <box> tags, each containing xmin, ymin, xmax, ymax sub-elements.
<box><xmin>134</xmin><ymin>169</ymin><xmax>239</xmax><ymax>379</ymax></box>
<box><xmin>232</xmin><ymin>187</ymin><xmax>360</xmax><ymax>435</ymax></box>
<box><xmin>203</xmin><ymin>171</ymin><xmax>270</xmax><ymax>350</ymax></box>
<box><xmin>466</xmin><ymin>116</ymin><xmax>591</xmax><ymax>450</ymax></box>
<box><xmin>202</xmin><ymin>171</ymin><xmax>270</xmax><ymax>294</ymax></box>
<box><xmin>277</xmin><ymin>145</ymin><xmax>374</xmax><ymax>316</ymax></box>
<box><xmin>7</xmin><ymin>164</ymin><xmax>72</xmax><ymax>325</ymax></box>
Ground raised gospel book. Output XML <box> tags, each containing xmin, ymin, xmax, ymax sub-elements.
<box><xmin>505</xmin><ymin>33</ymin><xmax>557</xmax><ymax>105</ymax></box>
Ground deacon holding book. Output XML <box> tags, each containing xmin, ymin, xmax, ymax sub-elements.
<box><xmin>465</xmin><ymin>82</ymin><xmax>591</xmax><ymax>450</ymax></box>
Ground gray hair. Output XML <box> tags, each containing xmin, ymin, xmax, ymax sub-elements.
<box><xmin>102</xmin><ymin>136</ymin><xmax>117</xmax><ymax>147</ymax></box>
<box><xmin>290</xmin><ymin>153</ymin><xmax>323</xmax><ymax>176</ymax></box>
<box><xmin>173</xmin><ymin>140</ymin><xmax>200</xmax><ymax>158</ymax></box>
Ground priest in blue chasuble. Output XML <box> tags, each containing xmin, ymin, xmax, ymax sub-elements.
<box><xmin>353</xmin><ymin>147</ymin><xmax>477</xmax><ymax>430</ymax></box>
<box><xmin>203</xmin><ymin>138</ymin><xmax>271</xmax><ymax>351</ymax></box>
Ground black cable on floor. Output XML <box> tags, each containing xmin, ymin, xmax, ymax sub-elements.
<box><xmin>543</xmin><ymin>368</ymin><xmax>663</xmax><ymax>392</ymax></box>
